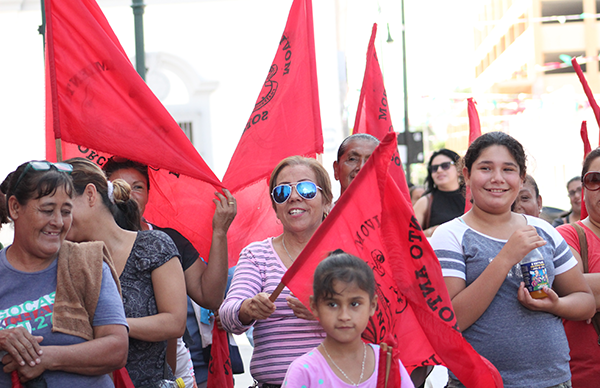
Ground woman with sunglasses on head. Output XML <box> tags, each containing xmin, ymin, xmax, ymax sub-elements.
<box><xmin>556</xmin><ymin>150</ymin><xmax>600</xmax><ymax>387</ymax></box>
<box><xmin>220</xmin><ymin>156</ymin><xmax>331</xmax><ymax>388</ymax></box>
<box><xmin>64</xmin><ymin>158</ymin><xmax>188</xmax><ymax>387</ymax></box>
<box><xmin>430</xmin><ymin>132</ymin><xmax>595</xmax><ymax>388</ymax></box>
<box><xmin>0</xmin><ymin>161</ymin><xmax>128</xmax><ymax>387</ymax></box>
<box><xmin>413</xmin><ymin>149</ymin><xmax>464</xmax><ymax>237</ymax></box>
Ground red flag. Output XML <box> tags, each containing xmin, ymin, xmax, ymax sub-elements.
<box><xmin>375</xmin><ymin>336</ymin><xmax>401</xmax><ymax>388</ymax></box>
<box><xmin>353</xmin><ymin>23</ymin><xmax>410</xmax><ymax>203</ymax></box>
<box><xmin>44</xmin><ymin>0</ymin><xmax>223</xmax><ymax>262</ymax></box>
<box><xmin>207</xmin><ymin>326</ymin><xmax>234</xmax><ymax>388</ymax></box>
<box><xmin>282</xmin><ymin>133</ymin><xmax>502</xmax><ymax>387</ymax></box>
<box><xmin>572</xmin><ymin>58</ymin><xmax>600</xmax><ymax>132</ymax></box>
<box><xmin>222</xmin><ymin>0</ymin><xmax>323</xmax><ymax>265</ymax></box>
<box><xmin>465</xmin><ymin>98</ymin><xmax>482</xmax><ymax>213</ymax></box>
<box><xmin>581</xmin><ymin>121</ymin><xmax>590</xmax><ymax>219</ymax></box>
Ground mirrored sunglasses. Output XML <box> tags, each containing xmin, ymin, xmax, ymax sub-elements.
<box><xmin>430</xmin><ymin>161</ymin><xmax>454</xmax><ymax>173</ymax></box>
<box><xmin>583</xmin><ymin>171</ymin><xmax>600</xmax><ymax>192</ymax></box>
<box><xmin>14</xmin><ymin>161</ymin><xmax>73</xmax><ymax>191</ymax></box>
<box><xmin>271</xmin><ymin>181</ymin><xmax>322</xmax><ymax>204</ymax></box>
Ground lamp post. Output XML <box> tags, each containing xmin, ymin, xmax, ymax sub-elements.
<box><xmin>400</xmin><ymin>0</ymin><xmax>411</xmax><ymax>179</ymax></box>
<box><xmin>132</xmin><ymin>0</ymin><xmax>146</xmax><ymax>81</ymax></box>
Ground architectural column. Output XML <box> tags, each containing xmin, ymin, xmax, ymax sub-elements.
<box><xmin>584</xmin><ymin>0</ymin><xmax>599</xmax><ymax>92</ymax></box>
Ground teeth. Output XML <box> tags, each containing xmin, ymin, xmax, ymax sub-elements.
<box><xmin>290</xmin><ymin>209</ymin><xmax>305</xmax><ymax>215</ymax></box>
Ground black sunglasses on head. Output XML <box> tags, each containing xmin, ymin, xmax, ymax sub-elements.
<box><xmin>13</xmin><ymin>161</ymin><xmax>73</xmax><ymax>191</ymax></box>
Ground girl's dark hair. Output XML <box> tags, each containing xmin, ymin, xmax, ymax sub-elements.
<box><xmin>313</xmin><ymin>249</ymin><xmax>375</xmax><ymax>304</ymax></box>
<box><xmin>582</xmin><ymin>148</ymin><xmax>600</xmax><ymax>176</ymax></box>
<box><xmin>66</xmin><ymin>158</ymin><xmax>141</xmax><ymax>231</ymax></box>
<box><xmin>0</xmin><ymin>192</ymin><xmax>7</xmax><ymax>228</ymax></box>
<box><xmin>1</xmin><ymin>161</ymin><xmax>74</xmax><ymax>223</ymax></box>
<box><xmin>463</xmin><ymin>131</ymin><xmax>527</xmax><ymax>179</ymax></box>
<box><xmin>268</xmin><ymin>156</ymin><xmax>333</xmax><ymax>213</ymax></box>
<box><xmin>102</xmin><ymin>157</ymin><xmax>150</xmax><ymax>191</ymax></box>
<box><xmin>424</xmin><ymin>148</ymin><xmax>462</xmax><ymax>195</ymax></box>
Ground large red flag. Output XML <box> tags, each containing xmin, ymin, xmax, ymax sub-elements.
<box><xmin>465</xmin><ymin>98</ymin><xmax>482</xmax><ymax>213</ymax></box>
<box><xmin>282</xmin><ymin>133</ymin><xmax>502</xmax><ymax>387</ymax></box>
<box><xmin>222</xmin><ymin>0</ymin><xmax>323</xmax><ymax>265</ymax></box>
<box><xmin>44</xmin><ymin>0</ymin><xmax>223</xmax><ymax>263</ymax></box>
<box><xmin>353</xmin><ymin>23</ymin><xmax>410</xmax><ymax>203</ymax></box>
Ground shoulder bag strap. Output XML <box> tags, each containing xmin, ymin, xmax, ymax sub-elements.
<box><xmin>574</xmin><ymin>223</ymin><xmax>589</xmax><ymax>273</ymax></box>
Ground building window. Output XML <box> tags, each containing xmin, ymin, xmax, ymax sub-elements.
<box><xmin>178</xmin><ymin>121</ymin><xmax>193</xmax><ymax>142</ymax></box>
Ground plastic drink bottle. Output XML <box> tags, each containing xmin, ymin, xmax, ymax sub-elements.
<box><xmin>520</xmin><ymin>248</ymin><xmax>549</xmax><ymax>299</ymax></box>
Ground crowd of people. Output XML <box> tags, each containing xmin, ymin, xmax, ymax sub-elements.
<box><xmin>0</xmin><ymin>131</ymin><xmax>599</xmax><ymax>388</ymax></box>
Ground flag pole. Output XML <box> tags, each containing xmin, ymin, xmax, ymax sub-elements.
<box><xmin>269</xmin><ymin>282</ymin><xmax>286</xmax><ymax>302</ymax></box>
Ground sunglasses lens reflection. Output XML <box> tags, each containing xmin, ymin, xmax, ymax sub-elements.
<box><xmin>584</xmin><ymin>172</ymin><xmax>600</xmax><ymax>191</ymax></box>
<box><xmin>272</xmin><ymin>185</ymin><xmax>292</xmax><ymax>204</ymax></box>
<box><xmin>296</xmin><ymin>182</ymin><xmax>318</xmax><ymax>199</ymax></box>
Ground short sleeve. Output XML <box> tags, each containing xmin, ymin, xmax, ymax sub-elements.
<box><xmin>135</xmin><ymin>230</ymin><xmax>180</xmax><ymax>271</ymax></box>
<box><xmin>153</xmin><ymin>226</ymin><xmax>199</xmax><ymax>271</ymax></box>
<box><xmin>557</xmin><ymin>224</ymin><xmax>580</xmax><ymax>254</ymax></box>
<box><xmin>92</xmin><ymin>263</ymin><xmax>128</xmax><ymax>327</ymax></box>
<box><xmin>430</xmin><ymin>219</ymin><xmax>467</xmax><ymax>280</ymax></box>
<box><xmin>282</xmin><ymin>354</ymin><xmax>314</xmax><ymax>387</ymax></box>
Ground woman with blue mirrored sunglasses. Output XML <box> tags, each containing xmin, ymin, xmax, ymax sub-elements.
<box><xmin>220</xmin><ymin>156</ymin><xmax>333</xmax><ymax>387</ymax></box>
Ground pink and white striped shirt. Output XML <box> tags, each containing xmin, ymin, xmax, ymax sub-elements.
<box><xmin>219</xmin><ymin>238</ymin><xmax>324</xmax><ymax>385</ymax></box>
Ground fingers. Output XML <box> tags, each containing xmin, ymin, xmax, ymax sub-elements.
<box><xmin>213</xmin><ymin>189</ymin><xmax>237</xmax><ymax>232</ymax></box>
<box><xmin>0</xmin><ymin>328</ymin><xmax>42</xmax><ymax>368</ymax></box>
<box><xmin>286</xmin><ymin>297</ymin><xmax>316</xmax><ymax>321</ymax></box>
<box><xmin>250</xmin><ymin>293</ymin><xmax>276</xmax><ymax>320</ymax></box>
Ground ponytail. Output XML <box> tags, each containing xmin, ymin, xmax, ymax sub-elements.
<box><xmin>110</xmin><ymin>179</ymin><xmax>141</xmax><ymax>231</ymax></box>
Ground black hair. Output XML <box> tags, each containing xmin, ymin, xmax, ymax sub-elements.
<box><xmin>0</xmin><ymin>192</ymin><xmax>7</xmax><ymax>228</ymax></box>
<box><xmin>582</xmin><ymin>148</ymin><xmax>600</xmax><ymax>177</ymax></box>
<box><xmin>463</xmin><ymin>131</ymin><xmax>526</xmax><ymax>179</ymax></box>
<box><xmin>336</xmin><ymin>134</ymin><xmax>380</xmax><ymax>161</ymax></box>
<box><xmin>66</xmin><ymin>158</ymin><xmax>141</xmax><ymax>231</ymax></box>
<box><xmin>524</xmin><ymin>175</ymin><xmax>540</xmax><ymax>197</ymax></box>
<box><xmin>312</xmin><ymin>249</ymin><xmax>376</xmax><ymax>304</ymax></box>
<box><xmin>1</xmin><ymin>161</ymin><xmax>74</xmax><ymax>223</ymax></box>
<box><xmin>424</xmin><ymin>148</ymin><xmax>462</xmax><ymax>195</ymax></box>
<box><xmin>102</xmin><ymin>156</ymin><xmax>150</xmax><ymax>192</ymax></box>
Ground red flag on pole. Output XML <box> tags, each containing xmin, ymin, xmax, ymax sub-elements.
<box><xmin>207</xmin><ymin>326</ymin><xmax>233</xmax><ymax>388</ymax></box>
<box><xmin>580</xmin><ymin>121</ymin><xmax>591</xmax><ymax>219</ymax></box>
<box><xmin>222</xmin><ymin>0</ymin><xmax>323</xmax><ymax>265</ymax></box>
<box><xmin>282</xmin><ymin>133</ymin><xmax>502</xmax><ymax>387</ymax></box>
<box><xmin>353</xmin><ymin>23</ymin><xmax>410</xmax><ymax>203</ymax></box>
<box><xmin>572</xmin><ymin>57</ymin><xmax>600</xmax><ymax>132</ymax></box>
<box><xmin>465</xmin><ymin>98</ymin><xmax>482</xmax><ymax>213</ymax></box>
<box><xmin>44</xmin><ymin>0</ymin><xmax>223</xmax><ymax>263</ymax></box>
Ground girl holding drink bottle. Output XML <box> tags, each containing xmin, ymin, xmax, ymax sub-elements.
<box><xmin>430</xmin><ymin>132</ymin><xmax>595</xmax><ymax>388</ymax></box>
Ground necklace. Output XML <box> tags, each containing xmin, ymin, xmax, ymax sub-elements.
<box><xmin>281</xmin><ymin>235</ymin><xmax>295</xmax><ymax>262</ymax></box>
<box><xmin>321</xmin><ymin>342</ymin><xmax>366</xmax><ymax>386</ymax></box>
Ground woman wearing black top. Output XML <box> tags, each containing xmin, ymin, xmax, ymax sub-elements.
<box><xmin>414</xmin><ymin>148</ymin><xmax>464</xmax><ymax>237</ymax></box>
